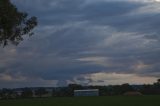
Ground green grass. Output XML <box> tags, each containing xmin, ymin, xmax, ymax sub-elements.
<box><xmin>0</xmin><ymin>95</ymin><xmax>160</xmax><ymax>106</ymax></box>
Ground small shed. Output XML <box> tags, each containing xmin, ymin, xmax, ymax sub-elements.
<box><xmin>74</xmin><ymin>89</ymin><xmax>99</xmax><ymax>97</ymax></box>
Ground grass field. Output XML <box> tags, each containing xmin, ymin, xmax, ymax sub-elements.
<box><xmin>0</xmin><ymin>96</ymin><xmax>160</xmax><ymax>106</ymax></box>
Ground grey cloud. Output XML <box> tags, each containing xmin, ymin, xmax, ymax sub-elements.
<box><xmin>0</xmin><ymin>0</ymin><xmax>160</xmax><ymax>87</ymax></box>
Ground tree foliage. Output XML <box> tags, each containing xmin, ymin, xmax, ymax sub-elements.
<box><xmin>157</xmin><ymin>79</ymin><xmax>160</xmax><ymax>83</ymax></box>
<box><xmin>0</xmin><ymin>0</ymin><xmax>37</xmax><ymax>47</ymax></box>
<box><xmin>35</xmin><ymin>88</ymin><xmax>48</xmax><ymax>97</ymax></box>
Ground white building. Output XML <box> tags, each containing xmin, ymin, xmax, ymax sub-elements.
<box><xmin>74</xmin><ymin>89</ymin><xmax>99</xmax><ymax>97</ymax></box>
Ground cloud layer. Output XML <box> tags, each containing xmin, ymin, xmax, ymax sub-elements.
<box><xmin>0</xmin><ymin>0</ymin><xmax>160</xmax><ymax>88</ymax></box>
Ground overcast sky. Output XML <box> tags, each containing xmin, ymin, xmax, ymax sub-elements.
<box><xmin>0</xmin><ymin>0</ymin><xmax>160</xmax><ymax>88</ymax></box>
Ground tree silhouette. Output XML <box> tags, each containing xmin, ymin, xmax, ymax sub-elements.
<box><xmin>0</xmin><ymin>0</ymin><xmax>37</xmax><ymax>47</ymax></box>
<box><xmin>35</xmin><ymin>88</ymin><xmax>48</xmax><ymax>97</ymax></box>
<box><xmin>21</xmin><ymin>88</ymin><xmax>33</xmax><ymax>98</ymax></box>
<box><xmin>158</xmin><ymin>79</ymin><xmax>160</xmax><ymax>83</ymax></box>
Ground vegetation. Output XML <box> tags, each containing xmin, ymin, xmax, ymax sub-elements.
<box><xmin>0</xmin><ymin>0</ymin><xmax>37</xmax><ymax>47</ymax></box>
<box><xmin>35</xmin><ymin>88</ymin><xmax>48</xmax><ymax>97</ymax></box>
<box><xmin>21</xmin><ymin>88</ymin><xmax>33</xmax><ymax>98</ymax></box>
<box><xmin>0</xmin><ymin>79</ymin><xmax>160</xmax><ymax>100</ymax></box>
<box><xmin>0</xmin><ymin>96</ymin><xmax>160</xmax><ymax>106</ymax></box>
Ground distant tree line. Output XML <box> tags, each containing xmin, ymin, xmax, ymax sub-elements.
<box><xmin>0</xmin><ymin>79</ymin><xmax>160</xmax><ymax>100</ymax></box>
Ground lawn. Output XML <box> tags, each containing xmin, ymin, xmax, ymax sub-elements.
<box><xmin>0</xmin><ymin>95</ymin><xmax>160</xmax><ymax>106</ymax></box>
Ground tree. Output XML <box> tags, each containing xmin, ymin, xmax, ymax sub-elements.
<box><xmin>35</xmin><ymin>88</ymin><xmax>48</xmax><ymax>97</ymax></box>
<box><xmin>157</xmin><ymin>79</ymin><xmax>160</xmax><ymax>84</ymax></box>
<box><xmin>0</xmin><ymin>88</ymin><xmax>14</xmax><ymax>99</ymax></box>
<box><xmin>0</xmin><ymin>0</ymin><xmax>37</xmax><ymax>47</ymax></box>
<box><xmin>21</xmin><ymin>88</ymin><xmax>33</xmax><ymax>98</ymax></box>
<box><xmin>120</xmin><ymin>83</ymin><xmax>134</xmax><ymax>94</ymax></box>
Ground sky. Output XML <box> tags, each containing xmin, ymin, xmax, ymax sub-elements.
<box><xmin>0</xmin><ymin>0</ymin><xmax>160</xmax><ymax>88</ymax></box>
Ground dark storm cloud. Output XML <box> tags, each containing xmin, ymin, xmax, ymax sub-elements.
<box><xmin>12</xmin><ymin>0</ymin><xmax>143</xmax><ymax>26</ymax></box>
<box><xmin>0</xmin><ymin>0</ymin><xmax>160</xmax><ymax>87</ymax></box>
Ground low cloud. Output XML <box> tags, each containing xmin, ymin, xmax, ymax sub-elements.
<box><xmin>84</xmin><ymin>72</ymin><xmax>157</xmax><ymax>85</ymax></box>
